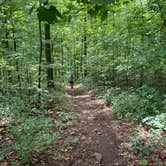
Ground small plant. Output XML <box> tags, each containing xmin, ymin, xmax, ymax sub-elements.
<box><xmin>47</xmin><ymin>150</ymin><xmax>66</xmax><ymax>161</ymax></box>
<box><xmin>63</xmin><ymin>136</ymin><xmax>75</xmax><ymax>148</ymax></box>
<box><xmin>56</xmin><ymin>112</ymin><xmax>76</xmax><ymax>122</ymax></box>
<box><xmin>129</xmin><ymin>136</ymin><xmax>158</xmax><ymax>156</ymax></box>
<box><xmin>128</xmin><ymin>128</ymin><xmax>160</xmax><ymax>156</ymax></box>
<box><xmin>142</xmin><ymin>113</ymin><xmax>166</xmax><ymax>130</ymax></box>
<box><xmin>103</xmin><ymin>87</ymin><xmax>120</xmax><ymax>106</ymax></box>
<box><xmin>141</xmin><ymin>159</ymin><xmax>148</xmax><ymax>166</ymax></box>
<box><xmin>54</xmin><ymin>152</ymin><xmax>66</xmax><ymax>160</ymax></box>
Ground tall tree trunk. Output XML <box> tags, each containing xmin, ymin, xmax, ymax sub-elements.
<box><xmin>12</xmin><ymin>27</ymin><xmax>21</xmax><ymax>87</ymax></box>
<box><xmin>44</xmin><ymin>23</ymin><xmax>54</xmax><ymax>89</ymax></box>
<box><xmin>43</xmin><ymin>0</ymin><xmax>54</xmax><ymax>89</ymax></box>
<box><xmin>73</xmin><ymin>37</ymin><xmax>77</xmax><ymax>78</ymax></box>
<box><xmin>125</xmin><ymin>39</ymin><xmax>130</xmax><ymax>88</ymax></box>
<box><xmin>60</xmin><ymin>34</ymin><xmax>64</xmax><ymax>81</ymax></box>
<box><xmin>4</xmin><ymin>16</ymin><xmax>9</xmax><ymax>49</ymax></box>
<box><xmin>83</xmin><ymin>16</ymin><xmax>88</xmax><ymax>77</ymax></box>
<box><xmin>3</xmin><ymin>12</ymin><xmax>10</xmax><ymax>83</ymax></box>
<box><xmin>2</xmin><ymin>10</ymin><xmax>9</xmax><ymax>48</ymax></box>
<box><xmin>139</xmin><ymin>0</ymin><xmax>145</xmax><ymax>87</ymax></box>
<box><xmin>38</xmin><ymin>19</ymin><xmax>43</xmax><ymax>100</ymax></box>
<box><xmin>80</xmin><ymin>37</ymin><xmax>84</xmax><ymax>79</ymax></box>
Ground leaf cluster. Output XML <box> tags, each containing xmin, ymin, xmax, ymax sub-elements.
<box><xmin>37</xmin><ymin>5</ymin><xmax>62</xmax><ymax>24</ymax></box>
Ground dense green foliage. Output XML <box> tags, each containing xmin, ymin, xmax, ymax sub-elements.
<box><xmin>0</xmin><ymin>84</ymin><xmax>74</xmax><ymax>164</ymax></box>
<box><xmin>84</xmin><ymin>0</ymin><xmax>166</xmax><ymax>125</ymax></box>
<box><xmin>0</xmin><ymin>0</ymin><xmax>165</xmax><ymax>164</ymax></box>
<box><xmin>104</xmin><ymin>86</ymin><xmax>165</xmax><ymax>121</ymax></box>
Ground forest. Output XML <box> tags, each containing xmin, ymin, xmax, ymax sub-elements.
<box><xmin>0</xmin><ymin>0</ymin><xmax>166</xmax><ymax>165</ymax></box>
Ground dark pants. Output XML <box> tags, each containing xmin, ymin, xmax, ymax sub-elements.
<box><xmin>70</xmin><ymin>81</ymin><xmax>74</xmax><ymax>89</ymax></box>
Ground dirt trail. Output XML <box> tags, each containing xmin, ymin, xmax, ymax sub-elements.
<box><xmin>65</xmin><ymin>88</ymin><xmax>127</xmax><ymax>166</ymax></box>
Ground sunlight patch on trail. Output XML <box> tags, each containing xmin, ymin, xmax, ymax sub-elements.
<box><xmin>73</xmin><ymin>94</ymin><xmax>89</xmax><ymax>99</ymax></box>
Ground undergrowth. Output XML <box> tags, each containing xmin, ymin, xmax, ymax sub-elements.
<box><xmin>104</xmin><ymin>85</ymin><xmax>165</xmax><ymax>122</ymax></box>
<box><xmin>0</xmin><ymin>83</ymin><xmax>74</xmax><ymax>165</ymax></box>
<box><xmin>124</xmin><ymin>126</ymin><xmax>166</xmax><ymax>165</ymax></box>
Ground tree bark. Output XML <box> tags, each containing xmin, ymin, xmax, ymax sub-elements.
<box><xmin>38</xmin><ymin>19</ymin><xmax>43</xmax><ymax>102</ymax></box>
<box><xmin>60</xmin><ymin>34</ymin><xmax>64</xmax><ymax>81</ymax></box>
<box><xmin>83</xmin><ymin>16</ymin><xmax>88</xmax><ymax>77</ymax></box>
<box><xmin>44</xmin><ymin>23</ymin><xmax>54</xmax><ymax>89</ymax></box>
<box><xmin>12</xmin><ymin>27</ymin><xmax>21</xmax><ymax>87</ymax></box>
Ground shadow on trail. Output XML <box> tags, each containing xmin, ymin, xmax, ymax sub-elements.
<box><xmin>66</xmin><ymin>87</ymin><xmax>123</xmax><ymax>166</ymax></box>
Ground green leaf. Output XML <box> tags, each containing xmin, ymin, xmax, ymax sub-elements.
<box><xmin>37</xmin><ymin>5</ymin><xmax>62</xmax><ymax>24</ymax></box>
<box><xmin>49</xmin><ymin>5</ymin><xmax>62</xmax><ymax>19</ymax></box>
<box><xmin>37</xmin><ymin>6</ymin><xmax>47</xmax><ymax>22</ymax></box>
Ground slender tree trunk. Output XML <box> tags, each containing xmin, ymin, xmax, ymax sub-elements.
<box><xmin>112</xmin><ymin>43</ymin><xmax>116</xmax><ymax>86</ymax></box>
<box><xmin>139</xmin><ymin>34</ymin><xmax>145</xmax><ymax>87</ymax></box>
<box><xmin>2</xmin><ymin>10</ymin><xmax>9</xmax><ymax>48</ymax></box>
<box><xmin>111</xmin><ymin>13</ymin><xmax>116</xmax><ymax>86</ymax></box>
<box><xmin>125</xmin><ymin>38</ymin><xmax>130</xmax><ymax>88</ymax></box>
<box><xmin>83</xmin><ymin>16</ymin><xmax>88</xmax><ymax>77</ymax></box>
<box><xmin>80</xmin><ymin>37</ymin><xmax>84</xmax><ymax>79</ymax></box>
<box><xmin>3</xmin><ymin>13</ymin><xmax>11</xmax><ymax>84</ymax></box>
<box><xmin>1</xmin><ymin>10</ymin><xmax>9</xmax><ymax>93</ymax></box>
<box><xmin>4</xmin><ymin>28</ymin><xmax>9</xmax><ymax>49</ymax></box>
<box><xmin>26</xmin><ymin>69</ymin><xmax>30</xmax><ymax>87</ymax></box>
<box><xmin>60</xmin><ymin>34</ymin><xmax>64</xmax><ymax>81</ymax></box>
<box><xmin>38</xmin><ymin>19</ymin><xmax>43</xmax><ymax>100</ymax></box>
<box><xmin>12</xmin><ymin>27</ymin><xmax>21</xmax><ymax>87</ymax></box>
<box><xmin>139</xmin><ymin>0</ymin><xmax>145</xmax><ymax>87</ymax></box>
<box><xmin>44</xmin><ymin>23</ymin><xmax>54</xmax><ymax>89</ymax></box>
<box><xmin>73</xmin><ymin>37</ymin><xmax>77</xmax><ymax>78</ymax></box>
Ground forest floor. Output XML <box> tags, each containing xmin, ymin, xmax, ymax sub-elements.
<box><xmin>47</xmin><ymin>87</ymin><xmax>134</xmax><ymax>166</ymax></box>
<box><xmin>1</xmin><ymin>87</ymin><xmax>165</xmax><ymax>166</ymax></box>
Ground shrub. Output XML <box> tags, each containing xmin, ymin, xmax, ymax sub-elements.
<box><xmin>112</xmin><ymin>91</ymin><xmax>142</xmax><ymax>120</ymax></box>
<box><xmin>128</xmin><ymin>127</ymin><xmax>164</xmax><ymax>157</ymax></box>
<box><xmin>136</xmin><ymin>86</ymin><xmax>161</xmax><ymax>115</ymax></box>
<box><xmin>40</xmin><ymin>89</ymin><xmax>71</xmax><ymax>109</ymax></box>
<box><xmin>103</xmin><ymin>87</ymin><xmax>121</xmax><ymax>106</ymax></box>
<box><xmin>129</xmin><ymin>134</ymin><xmax>158</xmax><ymax>156</ymax></box>
<box><xmin>110</xmin><ymin>86</ymin><xmax>163</xmax><ymax>121</ymax></box>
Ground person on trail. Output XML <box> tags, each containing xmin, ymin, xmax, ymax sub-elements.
<box><xmin>69</xmin><ymin>74</ymin><xmax>75</xmax><ymax>89</ymax></box>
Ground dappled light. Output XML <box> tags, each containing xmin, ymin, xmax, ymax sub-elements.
<box><xmin>0</xmin><ymin>0</ymin><xmax>165</xmax><ymax>165</ymax></box>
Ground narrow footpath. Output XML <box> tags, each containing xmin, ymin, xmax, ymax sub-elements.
<box><xmin>64</xmin><ymin>87</ymin><xmax>130</xmax><ymax>166</ymax></box>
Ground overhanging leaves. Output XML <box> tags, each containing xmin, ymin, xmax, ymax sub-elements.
<box><xmin>37</xmin><ymin>5</ymin><xmax>62</xmax><ymax>24</ymax></box>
